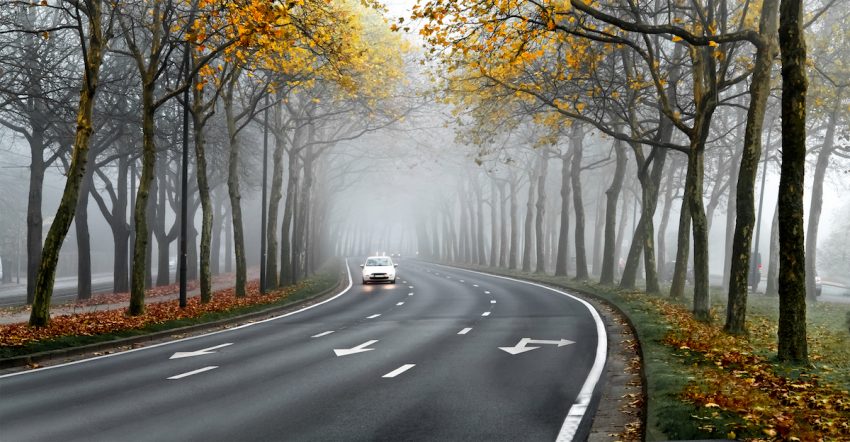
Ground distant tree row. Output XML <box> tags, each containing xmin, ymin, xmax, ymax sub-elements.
<box><xmin>0</xmin><ymin>0</ymin><xmax>407</xmax><ymax>326</ymax></box>
<box><xmin>411</xmin><ymin>0</ymin><xmax>850</xmax><ymax>363</ymax></box>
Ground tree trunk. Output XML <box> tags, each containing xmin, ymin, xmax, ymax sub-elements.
<box><xmin>28</xmin><ymin>2</ymin><xmax>104</xmax><ymax>325</ymax></box>
<box><xmin>498</xmin><ymin>182</ymin><xmax>508</xmax><ymax>268</ymax></box>
<box><xmin>224</xmin><ymin>201</ymin><xmax>232</xmax><ymax>273</ymax></box>
<box><xmin>224</xmin><ymin>76</ymin><xmax>247</xmax><ymax>296</ymax></box>
<box><xmin>805</xmin><ymin>98</ymin><xmax>840</xmax><ymax>301</ymax></box>
<box><xmin>591</xmin><ymin>187</ymin><xmax>604</xmax><ymax>275</ymax></box>
<box><xmin>210</xmin><ymin>193</ymin><xmax>224</xmax><ymax>276</ymax></box>
<box><xmin>765</xmin><ymin>201</ymin><xmax>780</xmax><ymax>296</ymax></box>
<box><xmin>522</xmin><ymin>167</ymin><xmax>536</xmax><ymax>273</ymax></box>
<box><xmin>571</xmin><ymin>129</ymin><xmax>589</xmax><ymax>280</ymax></box>
<box><xmin>509</xmin><ymin>175</ymin><xmax>519</xmax><ymax>270</ymax></box>
<box><xmin>600</xmin><ymin>139</ymin><xmax>627</xmax><ymax>284</ymax></box>
<box><xmin>280</xmin><ymin>149</ymin><xmax>298</xmax><ymax>286</ymax></box>
<box><xmin>776</xmin><ymin>0</ymin><xmax>808</xmax><ymax>363</ymax></box>
<box><xmin>656</xmin><ymin>161</ymin><xmax>677</xmax><ymax>282</ymax></box>
<box><xmin>725</xmin><ymin>3</ymin><xmax>779</xmax><ymax>333</ymax></box>
<box><xmin>555</xmin><ymin>150</ymin><xmax>572</xmax><ymax>277</ymax></box>
<box><xmin>26</xmin><ymin>136</ymin><xmax>45</xmax><ymax>305</ymax></box>
<box><xmin>535</xmin><ymin>155</ymin><xmax>548</xmax><ymax>274</ymax></box>
<box><xmin>476</xmin><ymin>181</ymin><xmax>487</xmax><ymax>266</ymax></box>
<box><xmin>74</xmin><ymin>151</ymin><xmax>95</xmax><ymax>300</ymax></box>
<box><xmin>265</xmin><ymin>111</ymin><xmax>284</xmax><ymax>290</ymax></box>
<box><xmin>129</xmin><ymin>78</ymin><xmax>158</xmax><ymax>316</ymax></box>
<box><xmin>154</xmin><ymin>162</ymin><xmax>171</xmax><ymax>287</ymax></box>
<box><xmin>489</xmin><ymin>180</ymin><xmax>499</xmax><ymax>267</ymax></box>
<box><xmin>191</xmin><ymin>98</ymin><xmax>213</xmax><ymax>302</ymax></box>
<box><xmin>669</xmin><ymin>190</ymin><xmax>692</xmax><ymax>301</ymax></box>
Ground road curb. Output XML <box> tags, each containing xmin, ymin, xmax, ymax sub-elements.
<box><xmin>0</xmin><ymin>268</ymin><xmax>347</xmax><ymax>370</ymax></box>
<box><xmin>430</xmin><ymin>262</ymin><xmax>648</xmax><ymax>442</ymax></box>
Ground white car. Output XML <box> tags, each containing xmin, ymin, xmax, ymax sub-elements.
<box><xmin>360</xmin><ymin>256</ymin><xmax>397</xmax><ymax>284</ymax></box>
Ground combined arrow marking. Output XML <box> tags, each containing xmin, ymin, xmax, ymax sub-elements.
<box><xmin>169</xmin><ymin>343</ymin><xmax>233</xmax><ymax>359</ymax></box>
<box><xmin>499</xmin><ymin>338</ymin><xmax>575</xmax><ymax>355</ymax></box>
<box><xmin>334</xmin><ymin>340</ymin><xmax>379</xmax><ymax>357</ymax></box>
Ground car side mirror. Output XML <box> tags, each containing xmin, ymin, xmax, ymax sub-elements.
<box><xmin>394</xmin><ymin>264</ymin><xmax>398</xmax><ymax>268</ymax></box>
<box><xmin>359</xmin><ymin>264</ymin><xmax>364</xmax><ymax>268</ymax></box>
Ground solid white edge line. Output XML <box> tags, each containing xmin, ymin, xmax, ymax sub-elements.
<box><xmin>458</xmin><ymin>327</ymin><xmax>472</xmax><ymax>335</ymax></box>
<box><xmin>0</xmin><ymin>260</ymin><xmax>356</xmax><ymax>379</ymax></box>
<box><xmin>430</xmin><ymin>263</ymin><xmax>607</xmax><ymax>442</ymax></box>
<box><xmin>167</xmin><ymin>365</ymin><xmax>218</xmax><ymax>380</ymax></box>
<box><xmin>382</xmin><ymin>364</ymin><xmax>415</xmax><ymax>378</ymax></box>
<box><xmin>311</xmin><ymin>331</ymin><xmax>335</xmax><ymax>338</ymax></box>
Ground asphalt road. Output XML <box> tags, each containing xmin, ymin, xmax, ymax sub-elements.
<box><xmin>0</xmin><ymin>259</ymin><xmax>607</xmax><ymax>441</ymax></box>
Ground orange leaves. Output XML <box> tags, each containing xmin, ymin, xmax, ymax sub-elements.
<box><xmin>638</xmin><ymin>295</ymin><xmax>850</xmax><ymax>440</ymax></box>
<box><xmin>0</xmin><ymin>280</ymin><xmax>308</xmax><ymax>349</ymax></box>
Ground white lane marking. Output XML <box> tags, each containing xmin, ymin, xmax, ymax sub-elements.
<box><xmin>459</xmin><ymin>280</ymin><xmax>465</xmax><ymax>283</ymax></box>
<box><xmin>366</xmin><ymin>314</ymin><xmax>381</xmax><ymax>319</ymax></box>
<box><xmin>430</xmin><ymin>263</ymin><xmax>608</xmax><ymax>442</ymax></box>
<box><xmin>408</xmin><ymin>285</ymin><xmax>414</xmax><ymax>289</ymax></box>
<box><xmin>458</xmin><ymin>327</ymin><xmax>472</xmax><ymax>335</ymax></box>
<box><xmin>482</xmin><ymin>311</ymin><xmax>491</xmax><ymax>317</ymax></box>
<box><xmin>170</xmin><ymin>343</ymin><xmax>233</xmax><ymax>360</ymax></box>
<box><xmin>473</xmin><ymin>284</ymin><xmax>479</xmax><ymax>287</ymax></box>
<box><xmin>484</xmin><ymin>291</ymin><xmax>491</xmax><ymax>294</ymax></box>
<box><xmin>402</xmin><ymin>281</ymin><xmax>408</xmax><ymax>284</ymax></box>
<box><xmin>334</xmin><ymin>340</ymin><xmax>379</xmax><ymax>357</ymax></box>
<box><xmin>167</xmin><ymin>366</ymin><xmax>218</xmax><ymax>380</ymax></box>
<box><xmin>491</xmin><ymin>300</ymin><xmax>497</xmax><ymax>304</ymax></box>
<box><xmin>311</xmin><ymin>331</ymin><xmax>334</xmax><ymax>338</ymax></box>
<box><xmin>382</xmin><ymin>364</ymin><xmax>415</xmax><ymax>378</ymax></box>
<box><xmin>1</xmin><ymin>261</ymin><xmax>360</xmax><ymax>380</ymax></box>
<box><xmin>408</xmin><ymin>292</ymin><xmax>414</xmax><ymax>296</ymax></box>
<box><xmin>396</xmin><ymin>302</ymin><xmax>405</xmax><ymax>306</ymax></box>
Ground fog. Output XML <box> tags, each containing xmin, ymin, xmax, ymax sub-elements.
<box><xmin>1</xmin><ymin>0</ymin><xmax>849</xmax><ymax>313</ymax></box>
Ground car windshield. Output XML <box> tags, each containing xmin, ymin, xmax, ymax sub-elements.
<box><xmin>365</xmin><ymin>258</ymin><xmax>391</xmax><ymax>267</ymax></box>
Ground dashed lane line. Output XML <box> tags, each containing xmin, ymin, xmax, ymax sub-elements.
<box><xmin>458</xmin><ymin>327</ymin><xmax>472</xmax><ymax>335</ymax></box>
<box><xmin>383</xmin><ymin>364</ymin><xmax>416</xmax><ymax>378</ymax></box>
<box><xmin>366</xmin><ymin>314</ymin><xmax>381</xmax><ymax>319</ymax></box>
<box><xmin>167</xmin><ymin>366</ymin><xmax>218</xmax><ymax>380</ymax></box>
<box><xmin>311</xmin><ymin>331</ymin><xmax>334</xmax><ymax>338</ymax></box>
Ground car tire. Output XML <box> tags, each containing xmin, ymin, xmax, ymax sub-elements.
<box><xmin>391</xmin><ymin>279</ymin><xmax>396</xmax><ymax>284</ymax></box>
<box><xmin>362</xmin><ymin>279</ymin><xmax>368</xmax><ymax>285</ymax></box>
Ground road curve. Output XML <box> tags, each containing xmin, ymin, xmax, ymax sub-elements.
<box><xmin>0</xmin><ymin>259</ymin><xmax>607</xmax><ymax>441</ymax></box>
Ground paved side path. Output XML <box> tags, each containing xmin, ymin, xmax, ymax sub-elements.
<box><xmin>0</xmin><ymin>277</ymin><xmax>242</xmax><ymax>325</ymax></box>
